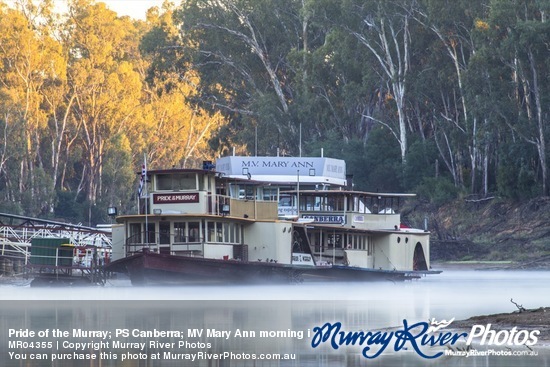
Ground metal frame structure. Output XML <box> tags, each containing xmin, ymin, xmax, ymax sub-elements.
<box><xmin>0</xmin><ymin>213</ymin><xmax>112</xmax><ymax>264</ymax></box>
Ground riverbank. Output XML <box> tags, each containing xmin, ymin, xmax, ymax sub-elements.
<box><xmin>422</xmin><ymin>196</ymin><xmax>550</xmax><ymax>265</ymax></box>
<box><xmin>453</xmin><ymin>306</ymin><xmax>550</xmax><ymax>344</ymax></box>
<box><xmin>433</xmin><ymin>259</ymin><xmax>550</xmax><ymax>271</ymax></box>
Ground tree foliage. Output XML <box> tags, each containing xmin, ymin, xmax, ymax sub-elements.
<box><xmin>169</xmin><ymin>0</ymin><xmax>549</xmax><ymax>201</ymax></box>
<box><xmin>0</xmin><ymin>0</ymin><xmax>549</xmax><ymax>224</ymax></box>
<box><xmin>0</xmin><ymin>0</ymin><xmax>227</xmax><ymax>224</ymax></box>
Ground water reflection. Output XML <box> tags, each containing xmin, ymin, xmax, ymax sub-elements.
<box><xmin>0</xmin><ymin>270</ymin><xmax>549</xmax><ymax>366</ymax></box>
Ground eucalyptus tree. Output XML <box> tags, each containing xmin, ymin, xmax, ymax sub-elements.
<box><xmin>0</xmin><ymin>5</ymin><xmax>29</xmax><ymax>208</ymax></box>
<box><xmin>171</xmin><ymin>0</ymin><xmax>310</xmax><ymax>155</ymax></box>
<box><xmin>476</xmin><ymin>0</ymin><xmax>550</xmax><ymax>196</ymax></box>
<box><xmin>344</xmin><ymin>0</ymin><xmax>418</xmax><ymax>165</ymax></box>
<box><xmin>415</xmin><ymin>0</ymin><xmax>489</xmax><ymax>193</ymax></box>
<box><xmin>63</xmin><ymin>0</ymin><xmax>143</xmax><ymax>207</ymax></box>
<box><xmin>139</xmin><ymin>5</ymin><xmax>228</xmax><ymax>169</ymax></box>
<box><xmin>0</xmin><ymin>1</ymin><xmax>66</xmax><ymax>214</ymax></box>
<box><xmin>289</xmin><ymin>0</ymin><xmax>377</xmax><ymax>146</ymax></box>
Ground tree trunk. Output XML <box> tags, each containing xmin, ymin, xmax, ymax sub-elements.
<box><xmin>528</xmin><ymin>49</ymin><xmax>547</xmax><ymax>195</ymax></box>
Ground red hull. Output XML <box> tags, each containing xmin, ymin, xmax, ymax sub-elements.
<box><xmin>106</xmin><ymin>250</ymin><xmax>302</xmax><ymax>285</ymax></box>
<box><xmin>106</xmin><ymin>250</ymin><xmax>440</xmax><ymax>285</ymax></box>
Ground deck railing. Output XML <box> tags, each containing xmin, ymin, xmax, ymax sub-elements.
<box><xmin>206</xmin><ymin>194</ymin><xmax>278</xmax><ymax>220</ymax></box>
<box><xmin>124</xmin><ymin>230</ymin><xmax>249</xmax><ymax>258</ymax></box>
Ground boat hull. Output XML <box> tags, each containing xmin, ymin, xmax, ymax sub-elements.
<box><xmin>106</xmin><ymin>250</ymin><xmax>303</xmax><ymax>285</ymax></box>
<box><xmin>299</xmin><ymin>265</ymin><xmax>440</xmax><ymax>282</ymax></box>
<box><xmin>106</xmin><ymin>251</ymin><xmax>439</xmax><ymax>285</ymax></box>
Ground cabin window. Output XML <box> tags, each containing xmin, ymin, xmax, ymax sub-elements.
<box><xmin>367</xmin><ymin>237</ymin><xmax>373</xmax><ymax>255</ymax></box>
<box><xmin>208</xmin><ymin>222</ymin><xmax>224</xmax><ymax>242</ymax></box>
<box><xmin>332</xmin><ymin>196</ymin><xmax>344</xmax><ymax>211</ymax></box>
<box><xmin>188</xmin><ymin>222</ymin><xmax>200</xmax><ymax>242</ymax></box>
<box><xmin>351</xmin><ymin>197</ymin><xmax>369</xmax><ymax>213</ymax></box>
<box><xmin>367</xmin><ymin>196</ymin><xmax>400</xmax><ymax>214</ymax></box>
<box><xmin>204</xmin><ymin>174</ymin><xmax>210</xmax><ymax>191</ymax></box>
<box><xmin>279</xmin><ymin>195</ymin><xmax>293</xmax><ymax>207</ymax></box>
<box><xmin>327</xmin><ymin>233</ymin><xmax>341</xmax><ymax>248</ymax></box>
<box><xmin>235</xmin><ymin>224</ymin><xmax>242</xmax><ymax>243</ymax></box>
<box><xmin>216</xmin><ymin>223</ymin><xmax>223</xmax><ymax>242</ymax></box>
<box><xmin>223</xmin><ymin>222</ymin><xmax>230</xmax><ymax>242</ymax></box>
<box><xmin>146</xmin><ymin>223</ymin><xmax>155</xmax><ymax>244</ymax></box>
<box><xmin>157</xmin><ymin>173</ymin><xmax>197</xmax><ymax>191</ymax></box>
<box><xmin>128</xmin><ymin>223</ymin><xmax>141</xmax><ymax>244</ymax></box>
<box><xmin>301</xmin><ymin>196</ymin><xmax>313</xmax><ymax>211</ymax></box>
<box><xmin>239</xmin><ymin>186</ymin><xmax>255</xmax><ymax>200</ymax></box>
<box><xmin>207</xmin><ymin>222</ymin><xmax>215</xmax><ymax>242</ymax></box>
<box><xmin>159</xmin><ymin>221</ymin><xmax>171</xmax><ymax>244</ymax></box>
<box><xmin>174</xmin><ymin>222</ymin><xmax>186</xmax><ymax>242</ymax></box>
<box><xmin>228</xmin><ymin>185</ymin><xmax>238</xmax><ymax>198</ymax></box>
<box><xmin>309</xmin><ymin>232</ymin><xmax>321</xmax><ymax>252</ymax></box>
<box><xmin>358</xmin><ymin>236</ymin><xmax>364</xmax><ymax>250</ymax></box>
<box><xmin>229</xmin><ymin>224</ymin><xmax>235</xmax><ymax>243</ymax></box>
<box><xmin>262</xmin><ymin>187</ymin><xmax>278</xmax><ymax>201</ymax></box>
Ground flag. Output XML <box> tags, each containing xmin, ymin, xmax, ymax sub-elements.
<box><xmin>138</xmin><ymin>159</ymin><xmax>147</xmax><ymax>197</ymax></box>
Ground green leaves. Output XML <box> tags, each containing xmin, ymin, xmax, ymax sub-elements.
<box><xmin>0</xmin><ymin>0</ymin><xmax>549</xmax><ymax>222</ymax></box>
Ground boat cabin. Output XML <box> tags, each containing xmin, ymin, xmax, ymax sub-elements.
<box><xmin>215</xmin><ymin>155</ymin><xmax>348</xmax><ymax>219</ymax></box>
<box><xmin>134</xmin><ymin>167</ymin><xmax>285</xmax><ymax>219</ymax></box>
<box><xmin>288</xmin><ymin>190</ymin><xmax>431</xmax><ymax>272</ymax></box>
<box><xmin>113</xmin><ymin>167</ymin><xmax>304</xmax><ymax>265</ymax></box>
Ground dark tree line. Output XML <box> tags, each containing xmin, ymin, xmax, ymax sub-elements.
<box><xmin>164</xmin><ymin>0</ymin><xmax>549</xmax><ymax>200</ymax></box>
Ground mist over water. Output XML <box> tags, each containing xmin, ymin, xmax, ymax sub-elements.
<box><xmin>3</xmin><ymin>270</ymin><xmax>549</xmax><ymax>316</ymax></box>
<box><xmin>1</xmin><ymin>270</ymin><xmax>549</xmax><ymax>366</ymax></box>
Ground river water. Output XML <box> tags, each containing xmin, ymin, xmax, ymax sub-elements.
<box><xmin>1</xmin><ymin>269</ymin><xmax>549</xmax><ymax>366</ymax></box>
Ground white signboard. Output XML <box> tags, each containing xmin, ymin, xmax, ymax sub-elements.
<box><xmin>216</xmin><ymin>156</ymin><xmax>347</xmax><ymax>186</ymax></box>
<box><xmin>302</xmin><ymin>214</ymin><xmax>345</xmax><ymax>224</ymax></box>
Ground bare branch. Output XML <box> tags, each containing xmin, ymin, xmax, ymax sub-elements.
<box><xmin>511</xmin><ymin>298</ymin><xmax>526</xmax><ymax>313</ymax></box>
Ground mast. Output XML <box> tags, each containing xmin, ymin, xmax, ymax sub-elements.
<box><xmin>135</xmin><ymin>154</ymin><xmax>150</xmax><ymax>250</ymax></box>
<box><xmin>296</xmin><ymin>169</ymin><xmax>300</xmax><ymax>219</ymax></box>
<box><xmin>144</xmin><ymin>153</ymin><xmax>149</xmax><ymax>244</ymax></box>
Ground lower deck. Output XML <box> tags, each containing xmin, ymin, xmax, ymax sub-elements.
<box><xmin>114</xmin><ymin>215</ymin><xmax>431</xmax><ymax>272</ymax></box>
<box><xmin>305</xmin><ymin>226</ymin><xmax>430</xmax><ymax>271</ymax></box>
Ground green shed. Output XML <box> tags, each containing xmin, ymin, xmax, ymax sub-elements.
<box><xmin>30</xmin><ymin>238</ymin><xmax>72</xmax><ymax>266</ymax></box>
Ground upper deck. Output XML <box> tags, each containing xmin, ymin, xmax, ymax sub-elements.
<box><xmin>132</xmin><ymin>167</ymin><xmax>280</xmax><ymax>221</ymax></box>
<box><xmin>286</xmin><ymin>189</ymin><xmax>417</xmax><ymax>231</ymax></box>
<box><xmin>129</xmin><ymin>159</ymin><xmax>420</xmax><ymax>232</ymax></box>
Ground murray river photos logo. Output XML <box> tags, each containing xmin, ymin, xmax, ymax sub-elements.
<box><xmin>310</xmin><ymin>318</ymin><xmax>540</xmax><ymax>359</ymax></box>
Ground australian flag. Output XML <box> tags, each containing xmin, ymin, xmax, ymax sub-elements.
<box><xmin>138</xmin><ymin>163</ymin><xmax>146</xmax><ymax>197</ymax></box>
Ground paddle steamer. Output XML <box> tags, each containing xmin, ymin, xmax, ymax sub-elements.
<box><xmin>106</xmin><ymin>155</ymin><xmax>439</xmax><ymax>283</ymax></box>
